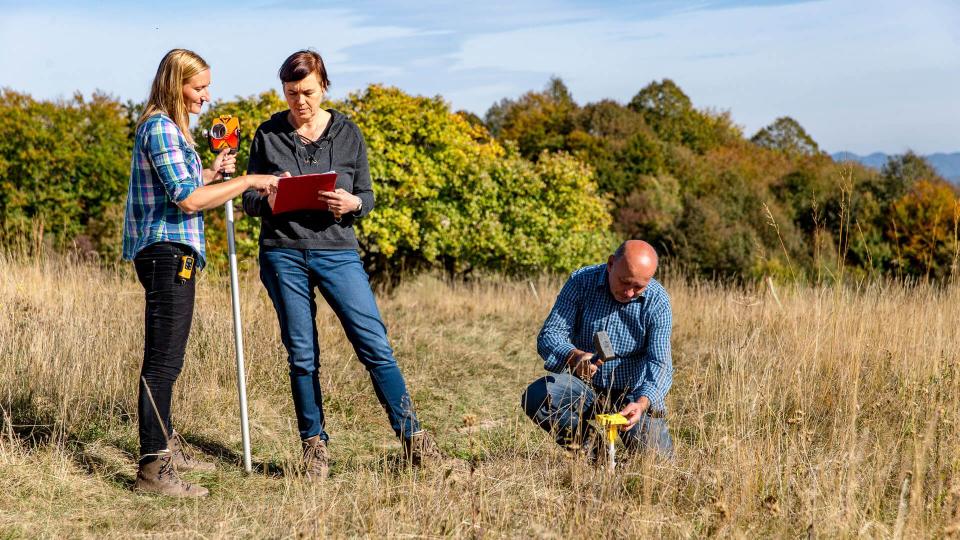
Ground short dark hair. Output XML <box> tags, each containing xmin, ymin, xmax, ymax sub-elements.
<box><xmin>278</xmin><ymin>50</ymin><xmax>330</xmax><ymax>89</ymax></box>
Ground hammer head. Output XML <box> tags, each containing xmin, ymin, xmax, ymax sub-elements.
<box><xmin>593</xmin><ymin>331</ymin><xmax>615</xmax><ymax>362</ymax></box>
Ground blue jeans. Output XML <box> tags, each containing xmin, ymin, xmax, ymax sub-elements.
<box><xmin>521</xmin><ymin>373</ymin><xmax>673</xmax><ymax>456</ymax></box>
<box><xmin>259</xmin><ymin>248</ymin><xmax>419</xmax><ymax>441</ymax></box>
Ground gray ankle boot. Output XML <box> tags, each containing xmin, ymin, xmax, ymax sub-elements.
<box><xmin>134</xmin><ymin>450</ymin><xmax>209</xmax><ymax>498</ymax></box>
<box><xmin>301</xmin><ymin>435</ymin><xmax>329</xmax><ymax>480</ymax></box>
<box><xmin>402</xmin><ymin>430</ymin><xmax>445</xmax><ymax>467</ymax></box>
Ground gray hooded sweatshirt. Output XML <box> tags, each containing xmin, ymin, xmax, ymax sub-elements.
<box><xmin>242</xmin><ymin>109</ymin><xmax>374</xmax><ymax>250</ymax></box>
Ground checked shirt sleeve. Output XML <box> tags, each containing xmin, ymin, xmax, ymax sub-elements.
<box><xmin>537</xmin><ymin>273</ymin><xmax>582</xmax><ymax>373</ymax></box>
<box><xmin>625</xmin><ymin>296</ymin><xmax>673</xmax><ymax>413</ymax></box>
<box><xmin>146</xmin><ymin>119</ymin><xmax>200</xmax><ymax>203</ymax></box>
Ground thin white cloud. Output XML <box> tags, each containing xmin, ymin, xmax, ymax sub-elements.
<box><xmin>0</xmin><ymin>5</ymin><xmax>422</xmax><ymax>102</ymax></box>
<box><xmin>0</xmin><ymin>0</ymin><xmax>957</xmax><ymax>153</ymax></box>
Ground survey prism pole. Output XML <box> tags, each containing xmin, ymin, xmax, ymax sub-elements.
<box><xmin>205</xmin><ymin>115</ymin><xmax>252</xmax><ymax>473</ymax></box>
<box><xmin>225</xmin><ymin>199</ymin><xmax>253</xmax><ymax>473</ymax></box>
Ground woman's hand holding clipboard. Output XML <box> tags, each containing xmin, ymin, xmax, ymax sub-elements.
<box><xmin>319</xmin><ymin>189</ymin><xmax>363</xmax><ymax>220</ymax></box>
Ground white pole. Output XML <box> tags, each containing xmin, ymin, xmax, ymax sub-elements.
<box><xmin>225</xmin><ymin>199</ymin><xmax>253</xmax><ymax>473</ymax></box>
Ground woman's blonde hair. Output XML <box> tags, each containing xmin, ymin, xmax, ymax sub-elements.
<box><xmin>138</xmin><ymin>48</ymin><xmax>209</xmax><ymax>144</ymax></box>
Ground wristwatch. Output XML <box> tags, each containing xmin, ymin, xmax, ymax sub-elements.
<box><xmin>354</xmin><ymin>199</ymin><xmax>363</xmax><ymax>214</ymax></box>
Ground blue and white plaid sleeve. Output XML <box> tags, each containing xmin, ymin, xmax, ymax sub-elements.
<box><xmin>146</xmin><ymin>118</ymin><xmax>200</xmax><ymax>203</ymax></box>
<box><xmin>625</xmin><ymin>295</ymin><xmax>673</xmax><ymax>412</ymax></box>
<box><xmin>537</xmin><ymin>272</ymin><xmax>582</xmax><ymax>373</ymax></box>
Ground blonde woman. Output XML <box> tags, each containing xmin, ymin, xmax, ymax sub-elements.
<box><xmin>121</xmin><ymin>48</ymin><xmax>278</xmax><ymax>497</ymax></box>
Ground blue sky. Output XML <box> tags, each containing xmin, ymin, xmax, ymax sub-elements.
<box><xmin>0</xmin><ymin>0</ymin><xmax>957</xmax><ymax>154</ymax></box>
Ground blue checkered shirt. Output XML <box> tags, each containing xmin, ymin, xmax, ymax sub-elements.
<box><xmin>122</xmin><ymin>114</ymin><xmax>206</xmax><ymax>267</ymax></box>
<box><xmin>537</xmin><ymin>264</ymin><xmax>673</xmax><ymax>413</ymax></box>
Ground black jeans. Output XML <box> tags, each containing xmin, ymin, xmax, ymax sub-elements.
<box><xmin>133</xmin><ymin>242</ymin><xmax>196</xmax><ymax>458</ymax></box>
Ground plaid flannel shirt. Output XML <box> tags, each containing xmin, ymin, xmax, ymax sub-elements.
<box><xmin>537</xmin><ymin>264</ymin><xmax>673</xmax><ymax>413</ymax></box>
<box><xmin>122</xmin><ymin>114</ymin><xmax>206</xmax><ymax>267</ymax></box>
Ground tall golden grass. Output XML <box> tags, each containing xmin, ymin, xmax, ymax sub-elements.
<box><xmin>1</xmin><ymin>251</ymin><xmax>958</xmax><ymax>538</ymax></box>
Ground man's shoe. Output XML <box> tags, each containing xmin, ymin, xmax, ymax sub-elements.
<box><xmin>402</xmin><ymin>430</ymin><xmax>445</xmax><ymax>467</ymax></box>
<box><xmin>134</xmin><ymin>451</ymin><xmax>209</xmax><ymax>498</ymax></box>
<box><xmin>301</xmin><ymin>435</ymin><xmax>329</xmax><ymax>480</ymax></box>
<box><xmin>563</xmin><ymin>430</ymin><xmax>603</xmax><ymax>466</ymax></box>
<box><xmin>168</xmin><ymin>431</ymin><xmax>216</xmax><ymax>473</ymax></box>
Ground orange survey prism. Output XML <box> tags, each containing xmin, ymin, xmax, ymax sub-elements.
<box><xmin>208</xmin><ymin>115</ymin><xmax>240</xmax><ymax>152</ymax></box>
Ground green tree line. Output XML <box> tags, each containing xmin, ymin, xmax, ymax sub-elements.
<box><xmin>486</xmin><ymin>77</ymin><xmax>959</xmax><ymax>282</ymax></box>
<box><xmin>1</xmin><ymin>79</ymin><xmax>957</xmax><ymax>283</ymax></box>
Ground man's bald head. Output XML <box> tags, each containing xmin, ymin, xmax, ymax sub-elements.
<box><xmin>606</xmin><ymin>240</ymin><xmax>658</xmax><ymax>303</ymax></box>
<box><xmin>613</xmin><ymin>240</ymin><xmax>658</xmax><ymax>272</ymax></box>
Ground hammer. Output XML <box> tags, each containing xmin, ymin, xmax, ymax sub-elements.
<box><xmin>569</xmin><ymin>331</ymin><xmax>616</xmax><ymax>382</ymax></box>
<box><xmin>593</xmin><ymin>330</ymin><xmax>616</xmax><ymax>365</ymax></box>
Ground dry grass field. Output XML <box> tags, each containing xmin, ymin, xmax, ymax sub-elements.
<box><xmin>1</xmin><ymin>252</ymin><xmax>959</xmax><ymax>538</ymax></box>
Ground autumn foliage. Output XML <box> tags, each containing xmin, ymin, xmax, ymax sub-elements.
<box><xmin>1</xmin><ymin>78</ymin><xmax>957</xmax><ymax>282</ymax></box>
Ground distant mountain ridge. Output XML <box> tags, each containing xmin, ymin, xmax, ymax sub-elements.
<box><xmin>832</xmin><ymin>151</ymin><xmax>960</xmax><ymax>184</ymax></box>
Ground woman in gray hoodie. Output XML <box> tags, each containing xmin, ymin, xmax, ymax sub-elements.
<box><xmin>242</xmin><ymin>50</ymin><xmax>441</xmax><ymax>480</ymax></box>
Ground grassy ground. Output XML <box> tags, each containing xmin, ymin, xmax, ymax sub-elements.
<box><xmin>1</xmin><ymin>253</ymin><xmax>959</xmax><ymax>538</ymax></box>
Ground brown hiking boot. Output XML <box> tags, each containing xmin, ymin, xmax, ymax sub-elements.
<box><xmin>301</xmin><ymin>435</ymin><xmax>329</xmax><ymax>480</ymax></box>
<box><xmin>564</xmin><ymin>430</ymin><xmax>604</xmax><ymax>466</ymax></box>
<box><xmin>168</xmin><ymin>431</ymin><xmax>216</xmax><ymax>473</ymax></box>
<box><xmin>134</xmin><ymin>451</ymin><xmax>209</xmax><ymax>498</ymax></box>
<box><xmin>402</xmin><ymin>430</ymin><xmax>445</xmax><ymax>467</ymax></box>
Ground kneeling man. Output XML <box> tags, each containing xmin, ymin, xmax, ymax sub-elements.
<box><xmin>522</xmin><ymin>240</ymin><xmax>673</xmax><ymax>458</ymax></box>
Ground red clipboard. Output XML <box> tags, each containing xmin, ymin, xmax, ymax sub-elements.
<box><xmin>271</xmin><ymin>171</ymin><xmax>338</xmax><ymax>214</ymax></box>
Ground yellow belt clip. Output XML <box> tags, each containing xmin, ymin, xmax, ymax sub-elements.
<box><xmin>177</xmin><ymin>255</ymin><xmax>195</xmax><ymax>281</ymax></box>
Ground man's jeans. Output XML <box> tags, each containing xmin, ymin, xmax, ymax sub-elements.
<box><xmin>134</xmin><ymin>242</ymin><xmax>196</xmax><ymax>458</ymax></box>
<box><xmin>259</xmin><ymin>248</ymin><xmax>419</xmax><ymax>442</ymax></box>
<box><xmin>521</xmin><ymin>372</ymin><xmax>673</xmax><ymax>456</ymax></box>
